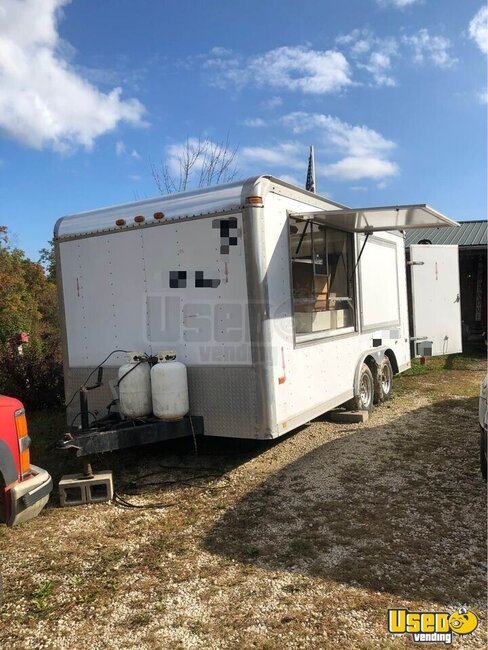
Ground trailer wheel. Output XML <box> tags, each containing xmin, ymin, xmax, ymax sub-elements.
<box><xmin>347</xmin><ymin>363</ymin><xmax>374</xmax><ymax>412</ymax></box>
<box><xmin>374</xmin><ymin>356</ymin><xmax>394</xmax><ymax>404</ymax></box>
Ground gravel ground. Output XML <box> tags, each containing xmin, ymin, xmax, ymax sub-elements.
<box><xmin>0</xmin><ymin>357</ymin><xmax>486</xmax><ymax>649</ymax></box>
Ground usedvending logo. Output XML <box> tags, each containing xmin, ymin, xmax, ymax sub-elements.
<box><xmin>388</xmin><ymin>607</ymin><xmax>478</xmax><ymax>644</ymax></box>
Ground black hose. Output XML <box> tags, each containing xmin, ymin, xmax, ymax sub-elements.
<box><xmin>64</xmin><ymin>349</ymin><xmax>131</xmax><ymax>408</ymax></box>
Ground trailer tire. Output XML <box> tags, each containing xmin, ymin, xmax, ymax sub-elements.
<box><xmin>374</xmin><ymin>355</ymin><xmax>394</xmax><ymax>404</ymax></box>
<box><xmin>346</xmin><ymin>363</ymin><xmax>374</xmax><ymax>412</ymax></box>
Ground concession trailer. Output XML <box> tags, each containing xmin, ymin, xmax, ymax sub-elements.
<box><xmin>54</xmin><ymin>176</ymin><xmax>461</xmax><ymax>455</ymax></box>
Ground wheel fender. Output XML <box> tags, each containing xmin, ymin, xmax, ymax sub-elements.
<box><xmin>353</xmin><ymin>347</ymin><xmax>392</xmax><ymax>396</ymax></box>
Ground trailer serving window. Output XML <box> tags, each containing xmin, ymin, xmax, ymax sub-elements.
<box><xmin>289</xmin><ymin>215</ymin><xmax>355</xmax><ymax>336</ymax></box>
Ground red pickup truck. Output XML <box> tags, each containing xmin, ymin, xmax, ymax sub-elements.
<box><xmin>0</xmin><ymin>395</ymin><xmax>52</xmax><ymax>526</ymax></box>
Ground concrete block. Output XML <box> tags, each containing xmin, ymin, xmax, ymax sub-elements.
<box><xmin>59</xmin><ymin>471</ymin><xmax>113</xmax><ymax>507</ymax></box>
<box><xmin>327</xmin><ymin>410</ymin><xmax>369</xmax><ymax>424</ymax></box>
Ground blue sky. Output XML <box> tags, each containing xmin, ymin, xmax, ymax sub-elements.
<box><xmin>0</xmin><ymin>0</ymin><xmax>486</xmax><ymax>260</ymax></box>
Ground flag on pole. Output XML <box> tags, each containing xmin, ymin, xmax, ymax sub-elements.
<box><xmin>305</xmin><ymin>145</ymin><xmax>316</xmax><ymax>193</ymax></box>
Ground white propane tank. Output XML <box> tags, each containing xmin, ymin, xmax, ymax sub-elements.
<box><xmin>151</xmin><ymin>351</ymin><xmax>189</xmax><ymax>420</ymax></box>
<box><xmin>118</xmin><ymin>352</ymin><xmax>152</xmax><ymax>418</ymax></box>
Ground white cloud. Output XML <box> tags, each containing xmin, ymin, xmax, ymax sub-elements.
<box><xmin>337</xmin><ymin>29</ymin><xmax>398</xmax><ymax>86</ymax></box>
<box><xmin>242</xmin><ymin>118</ymin><xmax>267</xmax><ymax>128</ymax></box>
<box><xmin>0</xmin><ymin>0</ymin><xmax>145</xmax><ymax>152</ymax></box>
<box><xmin>282</xmin><ymin>112</ymin><xmax>398</xmax><ymax>181</ymax></box>
<box><xmin>376</xmin><ymin>0</ymin><xmax>421</xmax><ymax>7</ymax></box>
<box><xmin>240</xmin><ymin>142</ymin><xmax>304</xmax><ymax>170</ymax></box>
<box><xmin>358</xmin><ymin>50</ymin><xmax>397</xmax><ymax>86</ymax></box>
<box><xmin>351</xmin><ymin>39</ymin><xmax>372</xmax><ymax>56</ymax></box>
<box><xmin>282</xmin><ymin>112</ymin><xmax>395</xmax><ymax>156</ymax></box>
<box><xmin>402</xmin><ymin>29</ymin><xmax>457</xmax><ymax>68</ymax></box>
<box><xmin>115</xmin><ymin>140</ymin><xmax>126</xmax><ymax>156</ymax></box>
<box><xmin>337</xmin><ymin>26</ymin><xmax>457</xmax><ymax>85</ymax></box>
<box><xmin>469</xmin><ymin>6</ymin><xmax>488</xmax><ymax>54</ymax></box>
<box><xmin>478</xmin><ymin>89</ymin><xmax>488</xmax><ymax>104</ymax></box>
<box><xmin>324</xmin><ymin>157</ymin><xmax>398</xmax><ymax>180</ymax></box>
<box><xmin>206</xmin><ymin>46</ymin><xmax>352</xmax><ymax>95</ymax></box>
<box><xmin>263</xmin><ymin>96</ymin><xmax>283</xmax><ymax>110</ymax></box>
<box><xmin>209</xmin><ymin>46</ymin><xmax>233</xmax><ymax>57</ymax></box>
<box><xmin>116</xmin><ymin>141</ymin><xmax>140</xmax><ymax>159</ymax></box>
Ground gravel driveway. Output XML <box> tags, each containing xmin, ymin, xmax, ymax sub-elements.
<box><xmin>0</xmin><ymin>356</ymin><xmax>486</xmax><ymax>649</ymax></box>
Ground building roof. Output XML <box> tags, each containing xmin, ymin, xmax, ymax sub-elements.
<box><xmin>405</xmin><ymin>219</ymin><xmax>487</xmax><ymax>248</ymax></box>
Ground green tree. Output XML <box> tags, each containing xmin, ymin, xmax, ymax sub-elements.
<box><xmin>0</xmin><ymin>227</ymin><xmax>63</xmax><ymax>409</ymax></box>
<box><xmin>38</xmin><ymin>239</ymin><xmax>56</xmax><ymax>282</ymax></box>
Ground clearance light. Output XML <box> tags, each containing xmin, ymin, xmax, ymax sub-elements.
<box><xmin>153</xmin><ymin>212</ymin><xmax>165</xmax><ymax>220</ymax></box>
<box><xmin>246</xmin><ymin>196</ymin><xmax>263</xmax><ymax>206</ymax></box>
<box><xmin>134</xmin><ymin>215</ymin><xmax>145</xmax><ymax>224</ymax></box>
<box><xmin>115</xmin><ymin>219</ymin><xmax>126</xmax><ymax>227</ymax></box>
<box><xmin>14</xmin><ymin>408</ymin><xmax>31</xmax><ymax>478</ymax></box>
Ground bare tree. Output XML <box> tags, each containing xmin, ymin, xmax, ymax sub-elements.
<box><xmin>151</xmin><ymin>136</ymin><xmax>238</xmax><ymax>194</ymax></box>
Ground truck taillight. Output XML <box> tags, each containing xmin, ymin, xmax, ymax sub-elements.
<box><xmin>14</xmin><ymin>408</ymin><xmax>31</xmax><ymax>478</ymax></box>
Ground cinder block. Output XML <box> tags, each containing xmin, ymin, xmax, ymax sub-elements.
<box><xmin>59</xmin><ymin>471</ymin><xmax>113</xmax><ymax>507</ymax></box>
<box><xmin>327</xmin><ymin>410</ymin><xmax>369</xmax><ymax>424</ymax></box>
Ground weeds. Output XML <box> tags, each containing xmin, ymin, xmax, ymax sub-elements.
<box><xmin>31</xmin><ymin>581</ymin><xmax>54</xmax><ymax>611</ymax></box>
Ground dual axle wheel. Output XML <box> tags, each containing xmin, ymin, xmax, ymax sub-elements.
<box><xmin>347</xmin><ymin>355</ymin><xmax>393</xmax><ymax>412</ymax></box>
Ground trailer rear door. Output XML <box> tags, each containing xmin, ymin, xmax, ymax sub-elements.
<box><xmin>409</xmin><ymin>244</ymin><xmax>462</xmax><ymax>356</ymax></box>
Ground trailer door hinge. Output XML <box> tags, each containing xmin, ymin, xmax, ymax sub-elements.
<box><xmin>407</xmin><ymin>261</ymin><xmax>425</xmax><ymax>266</ymax></box>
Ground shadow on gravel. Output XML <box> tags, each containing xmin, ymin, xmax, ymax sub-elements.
<box><xmin>204</xmin><ymin>397</ymin><xmax>487</xmax><ymax>605</ymax></box>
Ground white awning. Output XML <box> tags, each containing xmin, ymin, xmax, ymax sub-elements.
<box><xmin>289</xmin><ymin>204</ymin><xmax>459</xmax><ymax>233</ymax></box>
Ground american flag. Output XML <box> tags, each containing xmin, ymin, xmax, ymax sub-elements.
<box><xmin>305</xmin><ymin>145</ymin><xmax>316</xmax><ymax>193</ymax></box>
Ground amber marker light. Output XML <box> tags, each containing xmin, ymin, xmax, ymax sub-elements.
<box><xmin>246</xmin><ymin>196</ymin><xmax>263</xmax><ymax>206</ymax></box>
<box><xmin>14</xmin><ymin>408</ymin><xmax>31</xmax><ymax>478</ymax></box>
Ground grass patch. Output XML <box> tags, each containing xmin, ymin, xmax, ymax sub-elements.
<box><xmin>31</xmin><ymin>580</ymin><xmax>54</xmax><ymax>611</ymax></box>
<box><xmin>401</xmin><ymin>361</ymin><xmax>430</xmax><ymax>376</ymax></box>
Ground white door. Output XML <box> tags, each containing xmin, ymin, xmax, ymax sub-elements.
<box><xmin>410</xmin><ymin>244</ymin><xmax>462</xmax><ymax>356</ymax></box>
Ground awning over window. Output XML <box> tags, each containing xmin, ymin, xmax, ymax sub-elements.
<box><xmin>289</xmin><ymin>204</ymin><xmax>458</xmax><ymax>233</ymax></box>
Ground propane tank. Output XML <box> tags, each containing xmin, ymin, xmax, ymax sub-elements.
<box><xmin>118</xmin><ymin>352</ymin><xmax>152</xmax><ymax>418</ymax></box>
<box><xmin>151</xmin><ymin>351</ymin><xmax>189</xmax><ymax>420</ymax></box>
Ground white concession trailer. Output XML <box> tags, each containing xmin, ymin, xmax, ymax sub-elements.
<box><xmin>54</xmin><ymin>176</ymin><xmax>461</xmax><ymax>453</ymax></box>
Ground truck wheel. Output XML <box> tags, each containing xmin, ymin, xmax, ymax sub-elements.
<box><xmin>374</xmin><ymin>356</ymin><xmax>394</xmax><ymax>404</ymax></box>
<box><xmin>346</xmin><ymin>363</ymin><xmax>374</xmax><ymax>412</ymax></box>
